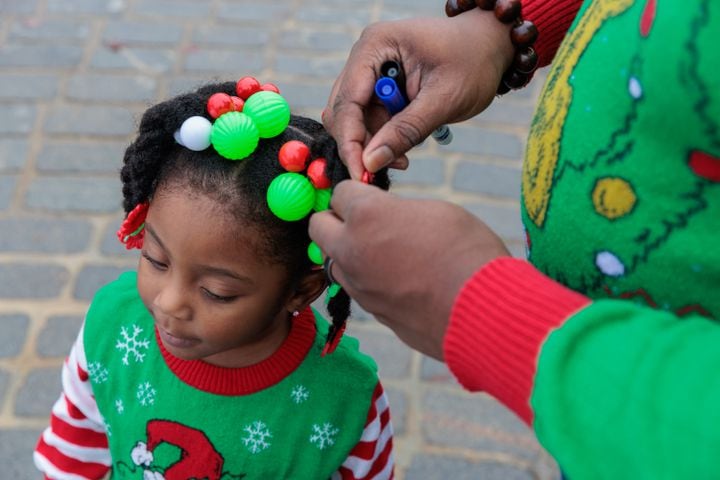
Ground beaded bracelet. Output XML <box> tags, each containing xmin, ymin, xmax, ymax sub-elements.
<box><xmin>445</xmin><ymin>0</ymin><xmax>539</xmax><ymax>95</ymax></box>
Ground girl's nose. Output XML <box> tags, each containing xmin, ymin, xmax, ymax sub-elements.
<box><xmin>154</xmin><ymin>279</ymin><xmax>191</xmax><ymax>321</ymax></box>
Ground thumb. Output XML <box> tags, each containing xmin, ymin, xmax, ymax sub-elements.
<box><xmin>362</xmin><ymin>96</ymin><xmax>447</xmax><ymax>172</ymax></box>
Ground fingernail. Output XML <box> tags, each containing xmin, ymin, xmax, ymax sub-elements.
<box><xmin>365</xmin><ymin>145</ymin><xmax>394</xmax><ymax>171</ymax></box>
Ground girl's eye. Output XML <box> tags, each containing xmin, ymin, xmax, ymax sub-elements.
<box><xmin>202</xmin><ymin>288</ymin><xmax>238</xmax><ymax>303</ymax></box>
<box><xmin>142</xmin><ymin>252</ymin><xmax>168</xmax><ymax>271</ymax></box>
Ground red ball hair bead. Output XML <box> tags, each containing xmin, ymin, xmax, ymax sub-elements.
<box><xmin>230</xmin><ymin>96</ymin><xmax>244</xmax><ymax>112</ymax></box>
<box><xmin>236</xmin><ymin>76</ymin><xmax>262</xmax><ymax>100</ymax></box>
<box><xmin>307</xmin><ymin>158</ymin><xmax>331</xmax><ymax>189</ymax></box>
<box><xmin>261</xmin><ymin>83</ymin><xmax>280</xmax><ymax>94</ymax></box>
<box><xmin>207</xmin><ymin>92</ymin><xmax>234</xmax><ymax>119</ymax></box>
<box><xmin>278</xmin><ymin>140</ymin><xmax>310</xmax><ymax>172</ymax></box>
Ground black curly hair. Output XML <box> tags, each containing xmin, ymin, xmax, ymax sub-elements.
<box><xmin>120</xmin><ymin>81</ymin><xmax>389</xmax><ymax>341</ymax></box>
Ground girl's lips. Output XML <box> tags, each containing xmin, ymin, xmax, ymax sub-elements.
<box><xmin>157</xmin><ymin>326</ymin><xmax>199</xmax><ymax>349</ymax></box>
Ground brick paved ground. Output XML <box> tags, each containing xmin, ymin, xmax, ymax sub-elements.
<box><xmin>0</xmin><ymin>0</ymin><xmax>558</xmax><ymax>478</ymax></box>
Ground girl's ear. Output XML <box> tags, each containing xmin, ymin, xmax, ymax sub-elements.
<box><xmin>285</xmin><ymin>269</ymin><xmax>327</xmax><ymax>314</ymax></box>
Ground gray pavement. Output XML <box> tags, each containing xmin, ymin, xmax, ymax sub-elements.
<box><xmin>0</xmin><ymin>0</ymin><xmax>557</xmax><ymax>478</ymax></box>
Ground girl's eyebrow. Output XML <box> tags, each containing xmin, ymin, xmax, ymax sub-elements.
<box><xmin>146</xmin><ymin>223</ymin><xmax>253</xmax><ymax>284</ymax></box>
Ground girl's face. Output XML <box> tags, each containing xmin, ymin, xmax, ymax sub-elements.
<box><xmin>137</xmin><ymin>187</ymin><xmax>314</xmax><ymax>368</ymax></box>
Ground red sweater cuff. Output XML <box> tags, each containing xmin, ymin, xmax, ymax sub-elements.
<box><xmin>522</xmin><ymin>0</ymin><xmax>584</xmax><ymax>67</ymax></box>
<box><xmin>443</xmin><ymin>257</ymin><xmax>590</xmax><ymax>425</ymax></box>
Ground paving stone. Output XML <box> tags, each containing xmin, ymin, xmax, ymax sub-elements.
<box><xmin>0</xmin><ymin>314</ymin><xmax>29</xmax><ymax>358</ymax></box>
<box><xmin>0</xmin><ymin>139</ymin><xmax>28</xmax><ymax>171</ymax></box>
<box><xmin>391</xmin><ymin>155</ymin><xmax>446</xmax><ymax>187</ymax></box>
<box><xmin>1</xmin><ymin>0</ymin><xmax>40</xmax><ymax>13</ymax></box>
<box><xmin>0</xmin><ymin>369</ymin><xmax>10</xmax><ymax>408</ymax></box>
<box><xmin>73</xmin><ymin>264</ymin><xmax>134</xmax><ymax>300</ymax></box>
<box><xmin>273</xmin><ymin>53</ymin><xmax>345</xmax><ymax>78</ymax></box>
<box><xmin>0</xmin><ymin>74</ymin><xmax>58</xmax><ymax>100</ymax></box>
<box><xmin>37</xmin><ymin>315</ymin><xmax>84</xmax><ymax>357</ymax></box>
<box><xmin>166</xmin><ymin>76</ymin><xmax>221</xmax><ymax>97</ymax></box>
<box><xmin>473</xmin><ymin>99</ymin><xmax>536</xmax><ymax>127</ymax></box>
<box><xmin>452</xmin><ymin>161</ymin><xmax>521</xmax><ymax>199</ymax></box>
<box><xmin>184</xmin><ymin>48</ymin><xmax>264</xmax><ymax>73</ymax></box>
<box><xmin>66</xmin><ymin>74</ymin><xmax>157</xmax><ymax>102</ymax></box>
<box><xmin>0</xmin><ymin>263</ymin><xmax>69</xmax><ymax>299</ymax></box>
<box><xmin>14</xmin><ymin>368</ymin><xmax>61</xmax><ymax>417</ymax></box>
<box><xmin>25</xmin><ymin>177</ymin><xmax>121</xmax><ymax>213</ymax></box>
<box><xmin>294</xmin><ymin>6</ymin><xmax>371</xmax><ymax>27</ymax></box>
<box><xmin>422</xmin><ymin>390</ymin><xmax>542</xmax><ymax>462</ymax></box>
<box><xmin>405</xmin><ymin>455</ymin><xmax>534</xmax><ymax>480</ymax></box>
<box><xmin>216</xmin><ymin>3</ymin><xmax>292</xmax><ymax>23</ymax></box>
<box><xmin>90</xmin><ymin>47</ymin><xmax>176</xmax><ymax>73</ymax></box>
<box><xmin>0</xmin><ymin>176</ymin><xmax>18</xmax><ymax>210</ymax></box>
<box><xmin>345</xmin><ymin>327</ymin><xmax>412</xmax><ymax>380</ymax></box>
<box><xmin>9</xmin><ymin>17</ymin><xmax>90</xmax><ymax>40</ymax></box>
<box><xmin>384</xmin><ymin>386</ymin><xmax>407</xmax><ymax>436</ymax></box>
<box><xmin>0</xmin><ymin>428</ymin><xmax>45</xmax><ymax>479</ymax></box>
<box><xmin>47</xmin><ymin>0</ymin><xmax>126</xmax><ymax>15</ymax></box>
<box><xmin>0</xmin><ymin>105</ymin><xmax>36</xmax><ymax>134</ymax></box>
<box><xmin>275</xmin><ymin>81</ymin><xmax>329</xmax><ymax>110</ymax></box>
<box><xmin>44</xmin><ymin>105</ymin><xmax>134</xmax><ymax>137</ymax></box>
<box><xmin>36</xmin><ymin>141</ymin><xmax>126</xmax><ymax>173</ymax></box>
<box><xmin>100</xmin><ymin>216</ymin><xmax>143</xmax><ymax>259</ymax></box>
<box><xmin>0</xmin><ymin>218</ymin><xmax>93</xmax><ymax>253</ymax></box>
<box><xmin>446</xmin><ymin>126</ymin><xmax>523</xmax><ymax>160</ymax></box>
<box><xmin>279</xmin><ymin>30</ymin><xmax>356</xmax><ymax>52</ymax></box>
<box><xmin>420</xmin><ymin>356</ymin><xmax>457</xmax><ymax>385</ymax></box>
<box><xmin>192</xmin><ymin>25</ymin><xmax>270</xmax><ymax>47</ymax></box>
<box><xmin>0</xmin><ymin>44</ymin><xmax>84</xmax><ymax>68</ymax></box>
<box><xmin>103</xmin><ymin>20</ymin><xmax>183</xmax><ymax>44</ymax></box>
<box><xmin>133</xmin><ymin>0</ymin><xmax>211</xmax><ymax>18</ymax></box>
<box><xmin>463</xmin><ymin>202</ymin><xmax>524</xmax><ymax>242</ymax></box>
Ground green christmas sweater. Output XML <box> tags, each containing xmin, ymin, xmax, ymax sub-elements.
<box><xmin>34</xmin><ymin>272</ymin><xmax>394</xmax><ymax>480</ymax></box>
<box><xmin>444</xmin><ymin>0</ymin><xmax>720</xmax><ymax>479</ymax></box>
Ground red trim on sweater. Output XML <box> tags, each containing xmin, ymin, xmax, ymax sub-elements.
<box><xmin>443</xmin><ymin>257</ymin><xmax>590</xmax><ymax>425</ymax></box>
<box><xmin>157</xmin><ymin>307</ymin><xmax>316</xmax><ymax>395</ymax></box>
<box><xmin>522</xmin><ymin>0</ymin><xmax>584</xmax><ymax>67</ymax></box>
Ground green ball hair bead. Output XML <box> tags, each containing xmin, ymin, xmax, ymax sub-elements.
<box><xmin>210</xmin><ymin>111</ymin><xmax>259</xmax><ymax>160</ymax></box>
<box><xmin>307</xmin><ymin>241</ymin><xmax>323</xmax><ymax>265</ymax></box>
<box><xmin>313</xmin><ymin>188</ymin><xmax>332</xmax><ymax>212</ymax></box>
<box><xmin>267</xmin><ymin>173</ymin><xmax>316</xmax><ymax>221</ymax></box>
<box><xmin>243</xmin><ymin>91</ymin><xmax>290</xmax><ymax>138</ymax></box>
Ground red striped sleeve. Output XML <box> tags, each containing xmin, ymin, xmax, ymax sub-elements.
<box><xmin>35</xmin><ymin>439</ymin><xmax>109</xmax><ymax>480</ymax></box>
<box><xmin>334</xmin><ymin>382</ymin><xmax>395</xmax><ymax>479</ymax></box>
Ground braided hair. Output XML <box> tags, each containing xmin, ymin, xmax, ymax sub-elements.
<box><xmin>120</xmin><ymin>81</ymin><xmax>390</xmax><ymax>335</ymax></box>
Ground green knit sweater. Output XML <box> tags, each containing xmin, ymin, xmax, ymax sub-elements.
<box><xmin>83</xmin><ymin>272</ymin><xmax>378</xmax><ymax>479</ymax></box>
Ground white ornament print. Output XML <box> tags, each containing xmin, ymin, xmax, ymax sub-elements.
<box><xmin>310</xmin><ymin>422</ymin><xmax>339</xmax><ymax>450</ymax></box>
<box><xmin>115</xmin><ymin>399</ymin><xmax>125</xmax><ymax>414</ymax></box>
<box><xmin>242</xmin><ymin>421</ymin><xmax>272</xmax><ymax>454</ymax></box>
<box><xmin>290</xmin><ymin>385</ymin><xmax>309</xmax><ymax>404</ymax></box>
<box><xmin>136</xmin><ymin>382</ymin><xmax>157</xmax><ymax>407</ymax></box>
<box><xmin>88</xmin><ymin>361</ymin><xmax>109</xmax><ymax>384</ymax></box>
<box><xmin>116</xmin><ymin>325</ymin><xmax>150</xmax><ymax>366</ymax></box>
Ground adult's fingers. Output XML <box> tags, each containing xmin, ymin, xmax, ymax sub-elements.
<box><xmin>325</xmin><ymin>180</ymin><xmax>380</xmax><ymax>220</ymax></box>
<box><xmin>308</xmin><ymin>209</ymin><xmax>346</xmax><ymax>260</ymax></box>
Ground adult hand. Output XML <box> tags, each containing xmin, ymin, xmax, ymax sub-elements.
<box><xmin>309</xmin><ymin>181</ymin><xmax>510</xmax><ymax>360</ymax></box>
<box><xmin>323</xmin><ymin>9</ymin><xmax>514</xmax><ymax>179</ymax></box>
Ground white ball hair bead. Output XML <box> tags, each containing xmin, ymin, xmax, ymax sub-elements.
<box><xmin>178</xmin><ymin>116</ymin><xmax>212</xmax><ymax>151</ymax></box>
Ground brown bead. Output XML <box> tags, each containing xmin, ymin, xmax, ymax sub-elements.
<box><xmin>475</xmin><ymin>0</ymin><xmax>496</xmax><ymax>10</ymax></box>
<box><xmin>445</xmin><ymin>0</ymin><xmax>476</xmax><ymax>17</ymax></box>
<box><xmin>511</xmin><ymin>20</ymin><xmax>538</xmax><ymax>46</ymax></box>
<box><xmin>503</xmin><ymin>70</ymin><xmax>529</xmax><ymax>89</ymax></box>
<box><xmin>513</xmin><ymin>47</ymin><xmax>539</xmax><ymax>74</ymax></box>
<box><xmin>496</xmin><ymin>81</ymin><xmax>511</xmax><ymax>95</ymax></box>
<box><xmin>494</xmin><ymin>0</ymin><xmax>522</xmax><ymax>24</ymax></box>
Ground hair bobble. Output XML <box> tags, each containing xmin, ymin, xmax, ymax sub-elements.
<box><xmin>117</xmin><ymin>202</ymin><xmax>149</xmax><ymax>250</ymax></box>
<box><xmin>174</xmin><ymin>77</ymin><xmax>290</xmax><ymax>161</ymax></box>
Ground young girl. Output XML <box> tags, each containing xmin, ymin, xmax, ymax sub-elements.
<box><xmin>34</xmin><ymin>78</ymin><xmax>394</xmax><ymax>480</ymax></box>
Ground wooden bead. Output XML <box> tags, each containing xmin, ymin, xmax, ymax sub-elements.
<box><xmin>445</xmin><ymin>0</ymin><xmax>476</xmax><ymax>17</ymax></box>
<box><xmin>503</xmin><ymin>70</ymin><xmax>529</xmax><ymax>89</ymax></box>
<box><xmin>474</xmin><ymin>0</ymin><xmax>496</xmax><ymax>10</ymax></box>
<box><xmin>494</xmin><ymin>0</ymin><xmax>522</xmax><ymax>24</ymax></box>
<box><xmin>511</xmin><ymin>20</ymin><xmax>538</xmax><ymax>46</ymax></box>
<box><xmin>496</xmin><ymin>81</ymin><xmax>511</xmax><ymax>95</ymax></box>
<box><xmin>513</xmin><ymin>47</ymin><xmax>539</xmax><ymax>74</ymax></box>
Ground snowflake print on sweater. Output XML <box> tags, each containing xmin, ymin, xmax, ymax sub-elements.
<box><xmin>116</xmin><ymin>324</ymin><xmax>150</xmax><ymax>365</ymax></box>
<box><xmin>310</xmin><ymin>423</ymin><xmax>339</xmax><ymax>450</ymax></box>
<box><xmin>242</xmin><ymin>421</ymin><xmax>272</xmax><ymax>454</ymax></box>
